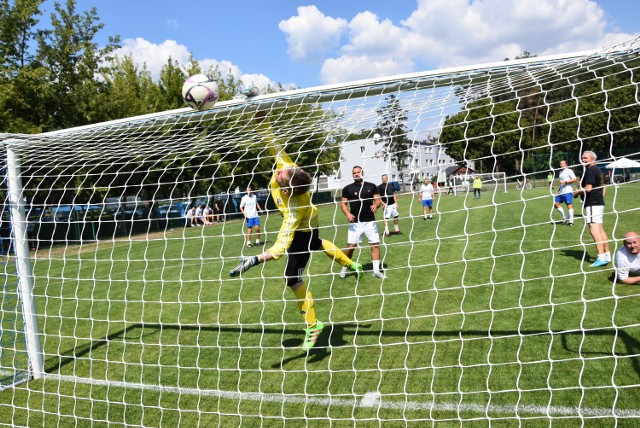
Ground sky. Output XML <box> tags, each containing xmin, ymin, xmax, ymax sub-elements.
<box><xmin>39</xmin><ymin>0</ymin><xmax>640</xmax><ymax>91</ymax></box>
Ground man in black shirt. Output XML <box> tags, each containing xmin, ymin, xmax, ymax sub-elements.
<box><xmin>575</xmin><ymin>150</ymin><xmax>611</xmax><ymax>267</ymax></box>
<box><xmin>340</xmin><ymin>166</ymin><xmax>385</xmax><ymax>279</ymax></box>
<box><xmin>377</xmin><ymin>174</ymin><xmax>401</xmax><ymax>237</ymax></box>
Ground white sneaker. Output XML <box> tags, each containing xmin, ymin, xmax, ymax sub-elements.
<box><xmin>339</xmin><ymin>268</ymin><xmax>348</xmax><ymax>279</ymax></box>
<box><xmin>372</xmin><ymin>271</ymin><xmax>386</xmax><ymax>279</ymax></box>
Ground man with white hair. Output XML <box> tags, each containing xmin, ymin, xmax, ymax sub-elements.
<box><xmin>574</xmin><ymin>150</ymin><xmax>611</xmax><ymax>267</ymax></box>
<box><xmin>615</xmin><ymin>232</ymin><xmax>640</xmax><ymax>284</ymax></box>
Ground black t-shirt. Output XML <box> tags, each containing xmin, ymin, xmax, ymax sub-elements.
<box><xmin>581</xmin><ymin>165</ymin><xmax>605</xmax><ymax>207</ymax></box>
<box><xmin>377</xmin><ymin>182</ymin><xmax>395</xmax><ymax>206</ymax></box>
<box><xmin>342</xmin><ymin>181</ymin><xmax>378</xmax><ymax>222</ymax></box>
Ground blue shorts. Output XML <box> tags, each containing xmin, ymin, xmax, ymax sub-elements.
<box><xmin>422</xmin><ymin>199</ymin><xmax>433</xmax><ymax>208</ymax></box>
<box><xmin>554</xmin><ymin>193</ymin><xmax>573</xmax><ymax>205</ymax></box>
<box><xmin>246</xmin><ymin>217</ymin><xmax>260</xmax><ymax>228</ymax></box>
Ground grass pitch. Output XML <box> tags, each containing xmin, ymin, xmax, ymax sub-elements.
<box><xmin>1</xmin><ymin>182</ymin><xmax>639</xmax><ymax>426</ymax></box>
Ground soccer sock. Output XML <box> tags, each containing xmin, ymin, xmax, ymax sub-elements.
<box><xmin>394</xmin><ymin>224</ymin><xmax>399</xmax><ymax>232</ymax></box>
<box><xmin>568</xmin><ymin>209</ymin><xmax>574</xmax><ymax>222</ymax></box>
<box><xmin>373</xmin><ymin>260</ymin><xmax>381</xmax><ymax>272</ymax></box>
<box><xmin>556</xmin><ymin>207</ymin><xmax>566</xmax><ymax>219</ymax></box>
<box><xmin>292</xmin><ymin>285</ymin><xmax>316</xmax><ymax>328</ymax></box>
<box><xmin>321</xmin><ymin>239</ymin><xmax>352</xmax><ymax>268</ymax></box>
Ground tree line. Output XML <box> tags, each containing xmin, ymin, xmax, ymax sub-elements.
<box><xmin>0</xmin><ymin>0</ymin><xmax>255</xmax><ymax>134</ymax></box>
<box><xmin>440</xmin><ymin>57</ymin><xmax>640</xmax><ymax>176</ymax></box>
<box><xmin>1</xmin><ymin>0</ymin><xmax>347</xmax><ymax>208</ymax></box>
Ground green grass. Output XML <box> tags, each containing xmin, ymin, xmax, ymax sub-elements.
<box><xmin>1</xmin><ymin>183</ymin><xmax>639</xmax><ymax>426</ymax></box>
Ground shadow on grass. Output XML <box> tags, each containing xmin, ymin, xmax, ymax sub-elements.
<box><xmin>561</xmin><ymin>248</ymin><xmax>589</xmax><ymax>262</ymax></box>
<box><xmin>46</xmin><ymin>323</ymin><xmax>640</xmax><ymax>375</ymax></box>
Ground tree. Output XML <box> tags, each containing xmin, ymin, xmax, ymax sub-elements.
<box><xmin>441</xmin><ymin>59</ymin><xmax>640</xmax><ymax>177</ymax></box>
<box><xmin>97</xmin><ymin>55</ymin><xmax>161</xmax><ymax>121</ymax></box>
<box><xmin>0</xmin><ymin>0</ymin><xmax>48</xmax><ymax>133</ymax></box>
<box><xmin>157</xmin><ymin>57</ymin><xmax>187</xmax><ymax>111</ymax></box>
<box><xmin>0</xmin><ymin>0</ymin><xmax>43</xmax><ymax>70</ymax></box>
<box><xmin>374</xmin><ymin>94</ymin><xmax>413</xmax><ymax>183</ymax></box>
<box><xmin>36</xmin><ymin>0</ymin><xmax>121</xmax><ymax>130</ymax></box>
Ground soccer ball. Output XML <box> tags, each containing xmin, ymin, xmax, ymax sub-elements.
<box><xmin>182</xmin><ymin>74</ymin><xmax>219</xmax><ymax>111</ymax></box>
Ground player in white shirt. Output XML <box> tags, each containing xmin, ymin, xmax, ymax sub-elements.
<box><xmin>615</xmin><ymin>232</ymin><xmax>640</xmax><ymax>284</ymax></box>
<box><xmin>553</xmin><ymin>160</ymin><xmax>577</xmax><ymax>225</ymax></box>
<box><xmin>239</xmin><ymin>186</ymin><xmax>263</xmax><ymax>247</ymax></box>
<box><xmin>418</xmin><ymin>178</ymin><xmax>435</xmax><ymax>220</ymax></box>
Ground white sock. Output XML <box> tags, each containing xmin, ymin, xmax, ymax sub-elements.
<box><xmin>568</xmin><ymin>209</ymin><xmax>574</xmax><ymax>222</ymax></box>
<box><xmin>556</xmin><ymin>207</ymin><xmax>566</xmax><ymax>219</ymax></box>
<box><xmin>255</xmin><ymin>240</ymin><xmax>260</xmax><ymax>244</ymax></box>
<box><xmin>373</xmin><ymin>260</ymin><xmax>380</xmax><ymax>272</ymax></box>
<box><xmin>340</xmin><ymin>266</ymin><xmax>348</xmax><ymax>273</ymax></box>
<box><xmin>394</xmin><ymin>224</ymin><xmax>399</xmax><ymax>232</ymax></box>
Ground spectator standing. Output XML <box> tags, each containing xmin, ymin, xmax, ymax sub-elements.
<box><xmin>574</xmin><ymin>150</ymin><xmax>611</xmax><ymax>267</ymax></box>
<box><xmin>419</xmin><ymin>178</ymin><xmax>435</xmax><ymax>220</ymax></box>
<box><xmin>553</xmin><ymin>159</ymin><xmax>577</xmax><ymax>225</ymax></box>
<box><xmin>377</xmin><ymin>174</ymin><xmax>401</xmax><ymax>237</ymax></box>
<box><xmin>472</xmin><ymin>176</ymin><xmax>482</xmax><ymax>199</ymax></box>
<box><xmin>239</xmin><ymin>185</ymin><xmax>263</xmax><ymax>247</ymax></box>
<box><xmin>340</xmin><ymin>166</ymin><xmax>385</xmax><ymax>279</ymax></box>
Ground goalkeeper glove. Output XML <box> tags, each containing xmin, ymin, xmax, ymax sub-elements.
<box><xmin>229</xmin><ymin>256</ymin><xmax>259</xmax><ymax>277</ymax></box>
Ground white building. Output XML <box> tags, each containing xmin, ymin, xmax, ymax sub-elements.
<box><xmin>318</xmin><ymin>137</ymin><xmax>469</xmax><ymax>190</ymax></box>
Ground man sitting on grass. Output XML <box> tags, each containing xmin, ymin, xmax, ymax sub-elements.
<box><xmin>615</xmin><ymin>231</ymin><xmax>640</xmax><ymax>284</ymax></box>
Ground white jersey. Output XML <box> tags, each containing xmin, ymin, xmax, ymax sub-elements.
<box><xmin>240</xmin><ymin>194</ymin><xmax>259</xmax><ymax>218</ymax></box>
<box><xmin>558</xmin><ymin>168</ymin><xmax>576</xmax><ymax>195</ymax></box>
<box><xmin>615</xmin><ymin>247</ymin><xmax>640</xmax><ymax>281</ymax></box>
<box><xmin>420</xmin><ymin>183</ymin><xmax>434</xmax><ymax>200</ymax></box>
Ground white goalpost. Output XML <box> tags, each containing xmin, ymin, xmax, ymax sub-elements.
<box><xmin>1</xmin><ymin>36</ymin><xmax>640</xmax><ymax>426</ymax></box>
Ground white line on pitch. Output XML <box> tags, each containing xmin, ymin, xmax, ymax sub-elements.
<box><xmin>43</xmin><ymin>374</ymin><xmax>640</xmax><ymax>418</ymax></box>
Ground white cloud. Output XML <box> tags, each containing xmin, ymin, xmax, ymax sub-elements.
<box><xmin>115</xmin><ymin>38</ymin><xmax>191</xmax><ymax>75</ymax></box>
<box><xmin>281</xmin><ymin>0</ymin><xmax>637</xmax><ymax>85</ymax></box>
<box><xmin>112</xmin><ymin>38</ymin><xmax>278</xmax><ymax>93</ymax></box>
<box><xmin>321</xmin><ymin>55</ymin><xmax>413</xmax><ymax>85</ymax></box>
<box><xmin>278</xmin><ymin>5</ymin><xmax>347</xmax><ymax>62</ymax></box>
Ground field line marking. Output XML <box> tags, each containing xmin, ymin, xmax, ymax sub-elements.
<box><xmin>42</xmin><ymin>374</ymin><xmax>640</xmax><ymax>418</ymax></box>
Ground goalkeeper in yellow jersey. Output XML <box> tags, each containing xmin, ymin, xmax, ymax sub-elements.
<box><xmin>230</xmin><ymin>115</ymin><xmax>363</xmax><ymax>351</ymax></box>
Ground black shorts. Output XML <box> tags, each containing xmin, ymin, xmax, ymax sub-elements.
<box><xmin>285</xmin><ymin>229</ymin><xmax>322</xmax><ymax>287</ymax></box>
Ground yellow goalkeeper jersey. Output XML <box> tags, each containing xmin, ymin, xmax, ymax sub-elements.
<box><xmin>258</xmin><ymin>121</ymin><xmax>318</xmax><ymax>260</ymax></box>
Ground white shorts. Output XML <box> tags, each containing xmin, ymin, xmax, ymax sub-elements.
<box><xmin>585</xmin><ymin>205</ymin><xmax>604</xmax><ymax>224</ymax></box>
<box><xmin>383</xmin><ymin>204</ymin><xmax>399</xmax><ymax>219</ymax></box>
<box><xmin>347</xmin><ymin>221</ymin><xmax>380</xmax><ymax>245</ymax></box>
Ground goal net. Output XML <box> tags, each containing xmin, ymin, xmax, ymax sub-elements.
<box><xmin>1</xmin><ymin>35</ymin><xmax>639</xmax><ymax>426</ymax></box>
